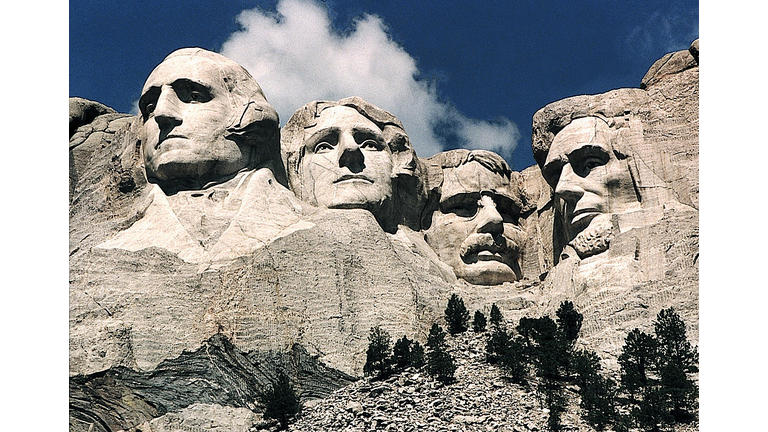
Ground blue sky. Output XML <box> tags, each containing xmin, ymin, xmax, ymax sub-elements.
<box><xmin>70</xmin><ymin>0</ymin><xmax>698</xmax><ymax>170</ymax></box>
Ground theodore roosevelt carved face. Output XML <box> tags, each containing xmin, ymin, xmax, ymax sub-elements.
<box><xmin>139</xmin><ymin>48</ymin><xmax>280</xmax><ymax>192</ymax></box>
<box><xmin>423</xmin><ymin>150</ymin><xmax>525</xmax><ymax>285</ymax></box>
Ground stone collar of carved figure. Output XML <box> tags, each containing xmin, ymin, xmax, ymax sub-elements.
<box><xmin>299</xmin><ymin>105</ymin><xmax>395</xmax><ymax>223</ymax></box>
<box><xmin>541</xmin><ymin>116</ymin><xmax>640</xmax><ymax>258</ymax></box>
<box><xmin>424</xmin><ymin>161</ymin><xmax>524</xmax><ymax>285</ymax></box>
<box><xmin>139</xmin><ymin>53</ymin><xmax>253</xmax><ymax>191</ymax></box>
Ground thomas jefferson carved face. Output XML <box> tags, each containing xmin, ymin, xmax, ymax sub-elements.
<box><xmin>139</xmin><ymin>54</ymin><xmax>253</xmax><ymax>187</ymax></box>
<box><xmin>299</xmin><ymin>106</ymin><xmax>395</xmax><ymax>219</ymax></box>
<box><xmin>424</xmin><ymin>159</ymin><xmax>524</xmax><ymax>285</ymax></box>
<box><xmin>541</xmin><ymin>117</ymin><xmax>640</xmax><ymax>258</ymax></box>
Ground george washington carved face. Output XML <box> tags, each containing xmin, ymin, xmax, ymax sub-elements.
<box><xmin>139</xmin><ymin>48</ymin><xmax>279</xmax><ymax>191</ymax></box>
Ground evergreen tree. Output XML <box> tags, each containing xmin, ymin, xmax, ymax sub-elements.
<box><xmin>485</xmin><ymin>325</ymin><xmax>510</xmax><ymax>364</ymax></box>
<box><xmin>545</xmin><ymin>386</ymin><xmax>567</xmax><ymax>432</ymax></box>
<box><xmin>363</xmin><ymin>326</ymin><xmax>392</xmax><ymax>379</ymax></box>
<box><xmin>426</xmin><ymin>323</ymin><xmax>456</xmax><ymax>383</ymax></box>
<box><xmin>472</xmin><ymin>310</ymin><xmax>487</xmax><ymax>333</ymax></box>
<box><xmin>489</xmin><ymin>303</ymin><xmax>504</xmax><ymax>328</ymax></box>
<box><xmin>259</xmin><ymin>371</ymin><xmax>302</xmax><ymax>430</ymax></box>
<box><xmin>653</xmin><ymin>308</ymin><xmax>698</xmax><ymax>423</ymax></box>
<box><xmin>444</xmin><ymin>294</ymin><xmax>470</xmax><ymax>335</ymax></box>
<box><xmin>556</xmin><ymin>300</ymin><xmax>583</xmax><ymax>346</ymax></box>
<box><xmin>392</xmin><ymin>335</ymin><xmax>413</xmax><ymax>371</ymax></box>
<box><xmin>573</xmin><ymin>349</ymin><xmax>617</xmax><ymax>430</ymax></box>
<box><xmin>634</xmin><ymin>386</ymin><xmax>672</xmax><ymax>432</ymax></box>
<box><xmin>499</xmin><ymin>335</ymin><xmax>528</xmax><ymax>384</ymax></box>
<box><xmin>529</xmin><ymin>316</ymin><xmax>566</xmax><ymax>381</ymax></box>
<box><xmin>618</xmin><ymin>329</ymin><xmax>658</xmax><ymax>401</ymax></box>
<box><xmin>516</xmin><ymin>316</ymin><xmax>536</xmax><ymax>354</ymax></box>
<box><xmin>410</xmin><ymin>341</ymin><xmax>425</xmax><ymax>368</ymax></box>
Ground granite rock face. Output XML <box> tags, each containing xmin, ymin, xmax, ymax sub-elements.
<box><xmin>525</xmin><ymin>39</ymin><xmax>699</xmax><ymax>365</ymax></box>
<box><xmin>70</xmin><ymin>41</ymin><xmax>698</xmax><ymax>431</ymax></box>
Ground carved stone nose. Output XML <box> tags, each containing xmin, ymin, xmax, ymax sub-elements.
<box><xmin>554</xmin><ymin>164</ymin><xmax>584</xmax><ymax>204</ymax></box>
<box><xmin>153</xmin><ymin>88</ymin><xmax>183</xmax><ymax>128</ymax></box>
<box><xmin>338</xmin><ymin>134</ymin><xmax>364</xmax><ymax>172</ymax></box>
<box><xmin>476</xmin><ymin>196</ymin><xmax>504</xmax><ymax>234</ymax></box>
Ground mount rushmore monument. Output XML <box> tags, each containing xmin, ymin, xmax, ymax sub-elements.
<box><xmin>69</xmin><ymin>41</ymin><xmax>698</xmax><ymax>431</ymax></box>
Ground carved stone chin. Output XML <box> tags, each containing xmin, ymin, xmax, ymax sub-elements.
<box><xmin>568</xmin><ymin>214</ymin><xmax>614</xmax><ymax>259</ymax></box>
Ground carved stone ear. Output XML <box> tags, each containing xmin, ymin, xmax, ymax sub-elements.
<box><xmin>386</xmin><ymin>130</ymin><xmax>417</xmax><ymax>177</ymax></box>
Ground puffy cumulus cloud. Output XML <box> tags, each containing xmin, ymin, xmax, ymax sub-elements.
<box><xmin>219</xmin><ymin>0</ymin><xmax>519</xmax><ymax>159</ymax></box>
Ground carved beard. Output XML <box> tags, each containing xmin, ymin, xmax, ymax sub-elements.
<box><xmin>569</xmin><ymin>215</ymin><xmax>614</xmax><ymax>259</ymax></box>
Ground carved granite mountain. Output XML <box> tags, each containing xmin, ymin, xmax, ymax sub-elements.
<box><xmin>69</xmin><ymin>40</ymin><xmax>698</xmax><ymax>431</ymax></box>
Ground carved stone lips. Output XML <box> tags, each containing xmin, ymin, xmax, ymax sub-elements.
<box><xmin>334</xmin><ymin>174</ymin><xmax>373</xmax><ymax>184</ymax></box>
<box><xmin>156</xmin><ymin>134</ymin><xmax>187</xmax><ymax>149</ymax></box>
<box><xmin>460</xmin><ymin>234</ymin><xmax>515</xmax><ymax>264</ymax></box>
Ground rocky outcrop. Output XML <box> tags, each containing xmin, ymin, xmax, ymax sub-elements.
<box><xmin>70</xmin><ymin>334</ymin><xmax>355</xmax><ymax>432</ymax></box>
<box><xmin>524</xmin><ymin>39</ymin><xmax>699</xmax><ymax>364</ymax></box>
<box><xmin>69</xmin><ymin>39</ymin><xmax>698</xmax><ymax>431</ymax></box>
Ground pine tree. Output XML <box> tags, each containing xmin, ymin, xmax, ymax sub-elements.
<box><xmin>499</xmin><ymin>335</ymin><xmax>528</xmax><ymax>384</ymax></box>
<box><xmin>472</xmin><ymin>310</ymin><xmax>487</xmax><ymax>333</ymax></box>
<box><xmin>259</xmin><ymin>371</ymin><xmax>302</xmax><ymax>430</ymax></box>
<box><xmin>653</xmin><ymin>308</ymin><xmax>698</xmax><ymax>423</ymax></box>
<box><xmin>618</xmin><ymin>329</ymin><xmax>658</xmax><ymax>402</ymax></box>
<box><xmin>363</xmin><ymin>326</ymin><xmax>392</xmax><ymax>379</ymax></box>
<box><xmin>485</xmin><ymin>325</ymin><xmax>510</xmax><ymax>364</ymax></box>
<box><xmin>444</xmin><ymin>294</ymin><xmax>470</xmax><ymax>335</ymax></box>
<box><xmin>573</xmin><ymin>349</ymin><xmax>616</xmax><ymax>430</ymax></box>
<box><xmin>556</xmin><ymin>300</ymin><xmax>583</xmax><ymax>346</ymax></box>
<box><xmin>410</xmin><ymin>341</ymin><xmax>425</xmax><ymax>368</ymax></box>
<box><xmin>426</xmin><ymin>323</ymin><xmax>456</xmax><ymax>383</ymax></box>
<box><xmin>634</xmin><ymin>386</ymin><xmax>672</xmax><ymax>432</ymax></box>
<box><xmin>489</xmin><ymin>303</ymin><xmax>504</xmax><ymax>328</ymax></box>
<box><xmin>654</xmin><ymin>308</ymin><xmax>698</xmax><ymax>374</ymax></box>
<box><xmin>529</xmin><ymin>316</ymin><xmax>565</xmax><ymax>381</ymax></box>
<box><xmin>392</xmin><ymin>335</ymin><xmax>413</xmax><ymax>371</ymax></box>
<box><xmin>545</xmin><ymin>386</ymin><xmax>567</xmax><ymax>432</ymax></box>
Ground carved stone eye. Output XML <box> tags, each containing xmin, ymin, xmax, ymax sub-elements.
<box><xmin>446</xmin><ymin>201</ymin><xmax>479</xmax><ymax>218</ymax></box>
<box><xmin>360</xmin><ymin>139</ymin><xmax>381</xmax><ymax>150</ymax></box>
<box><xmin>583</xmin><ymin>157</ymin><xmax>604</xmax><ymax>171</ymax></box>
<box><xmin>315</xmin><ymin>142</ymin><xmax>334</xmax><ymax>153</ymax></box>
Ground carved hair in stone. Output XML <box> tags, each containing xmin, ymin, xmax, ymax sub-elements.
<box><xmin>138</xmin><ymin>48</ymin><xmax>286</xmax><ymax>193</ymax></box>
<box><xmin>281</xmin><ymin>97</ymin><xmax>426</xmax><ymax>232</ymax></box>
<box><xmin>421</xmin><ymin>149</ymin><xmax>527</xmax><ymax>285</ymax></box>
<box><xmin>533</xmin><ymin>102</ymin><xmax>690</xmax><ymax>261</ymax></box>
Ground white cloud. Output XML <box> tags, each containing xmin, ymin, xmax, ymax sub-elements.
<box><xmin>219</xmin><ymin>0</ymin><xmax>519</xmax><ymax>160</ymax></box>
<box><xmin>625</xmin><ymin>9</ymin><xmax>699</xmax><ymax>58</ymax></box>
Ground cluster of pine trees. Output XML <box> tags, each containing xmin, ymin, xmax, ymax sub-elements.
<box><xmin>259</xmin><ymin>293</ymin><xmax>697</xmax><ymax>431</ymax></box>
<box><xmin>474</xmin><ymin>300</ymin><xmax>698</xmax><ymax>432</ymax></box>
<box><xmin>362</xmin><ymin>294</ymin><xmax>468</xmax><ymax>384</ymax></box>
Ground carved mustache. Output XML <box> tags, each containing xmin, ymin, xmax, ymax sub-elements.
<box><xmin>459</xmin><ymin>233</ymin><xmax>519</xmax><ymax>259</ymax></box>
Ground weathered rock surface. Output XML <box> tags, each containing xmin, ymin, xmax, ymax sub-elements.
<box><xmin>525</xmin><ymin>39</ymin><xmax>699</xmax><ymax>365</ymax></box>
<box><xmin>70</xmin><ymin>40</ymin><xmax>698</xmax><ymax>431</ymax></box>
<box><xmin>287</xmin><ymin>330</ymin><xmax>698</xmax><ymax>432</ymax></box>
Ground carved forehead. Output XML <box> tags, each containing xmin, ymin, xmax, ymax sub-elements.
<box><xmin>143</xmin><ymin>55</ymin><xmax>227</xmax><ymax>94</ymax></box>
<box><xmin>440</xmin><ymin>161</ymin><xmax>513</xmax><ymax>201</ymax></box>
<box><xmin>307</xmin><ymin>105</ymin><xmax>383</xmax><ymax>134</ymax></box>
<box><xmin>546</xmin><ymin>117</ymin><xmax>613</xmax><ymax>162</ymax></box>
